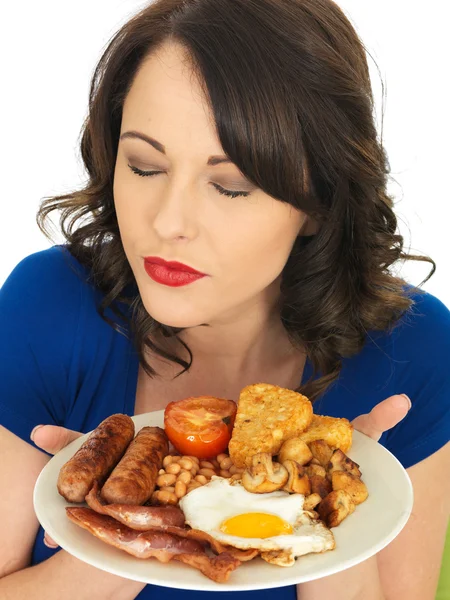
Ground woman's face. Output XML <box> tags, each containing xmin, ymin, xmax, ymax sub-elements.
<box><xmin>114</xmin><ymin>41</ymin><xmax>308</xmax><ymax>328</ymax></box>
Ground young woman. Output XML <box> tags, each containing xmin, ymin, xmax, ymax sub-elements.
<box><xmin>1</xmin><ymin>1</ymin><xmax>449</xmax><ymax>599</ymax></box>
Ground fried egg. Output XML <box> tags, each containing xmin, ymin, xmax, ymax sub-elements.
<box><xmin>179</xmin><ymin>477</ymin><xmax>335</xmax><ymax>566</ymax></box>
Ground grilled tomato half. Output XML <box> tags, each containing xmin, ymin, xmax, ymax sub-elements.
<box><xmin>164</xmin><ymin>397</ymin><xmax>237</xmax><ymax>459</ymax></box>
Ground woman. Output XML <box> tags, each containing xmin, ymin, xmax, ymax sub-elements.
<box><xmin>0</xmin><ymin>0</ymin><xmax>449</xmax><ymax>598</ymax></box>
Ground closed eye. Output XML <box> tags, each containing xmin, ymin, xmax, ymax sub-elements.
<box><xmin>127</xmin><ymin>164</ymin><xmax>251</xmax><ymax>199</ymax></box>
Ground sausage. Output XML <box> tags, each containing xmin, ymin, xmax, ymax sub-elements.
<box><xmin>101</xmin><ymin>426</ymin><xmax>169</xmax><ymax>505</ymax></box>
<box><xmin>57</xmin><ymin>414</ymin><xmax>135</xmax><ymax>503</ymax></box>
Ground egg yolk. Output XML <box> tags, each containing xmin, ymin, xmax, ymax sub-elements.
<box><xmin>219</xmin><ymin>513</ymin><xmax>293</xmax><ymax>538</ymax></box>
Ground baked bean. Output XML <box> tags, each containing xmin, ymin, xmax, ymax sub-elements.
<box><xmin>153</xmin><ymin>490</ymin><xmax>178</xmax><ymax>505</ymax></box>
<box><xmin>178</xmin><ymin>471</ymin><xmax>192</xmax><ymax>485</ymax></box>
<box><xmin>158</xmin><ymin>468</ymin><xmax>165</xmax><ymax>475</ymax></box>
<box><xmin>187</xmin><ymin>481</ymin><xmax>202</xmax><ymax>491</ymax></box>
<box><xmin>230</xmin><ymin>473</ymin><xmax>242</xmax><ymax>482</ymax></box>
<box><xmin>220</xmin><ymin>469</ymin><xmax>231</xmax><ymax>478</ymax></box>
<box><xmin>211</xmin><ymin>458</ymin><xmax>220</xmax><ymax>470</ymax></box>
<box><xmin>194</xmin><ymin>474</ymin><xmax>208</xmax><ymax>485</ymax></box>
<box><xmin>156</xmin><ymin>473</ymin><xmax>177</xmax><ymax>487</ymax></box>
<box><xmin>170</xmin><ymin>455</ymin><xmax>181</xmax><ymax>463</ymax></box>
<box><xmin>160</xmin><ymin>485</ymin><xmax>175</xmax><ymax>493</ymax></box>
<box><xmin>229</xmin><ymin>465</ymin><xmax>243</xmax><ymax>475</ymax></box>
<box><xmin>166</xmin><ymin>463</ymin><xmax>181</xmax><ymax>475</ymax></box>
<box><xmin>179</xmin><ymin>458</ymin><xmax>193</xmax><ymax>470</ymax></box>
<box><xmin>163</xmin><ymin>456</ymin><xmax>173</xmax><ymax>468</ymax></box>
<box><xmin>175</xmin><ymin>480</ymin><xmax>187</xmax><ymax>498</ymax></box>
<box><xmin>219</xmin><ymin>457</ymin><xmax>233</xmax><ymax>470</ymax></box>
<box><xmin>200</xmin><ymin>460</ymin><xmax>215</xmax><ymax>470</ymax></box>
<box><xmin>186</xmin><ymin>456</ymin><xmax>200</xmax><ymax>464</ymax></box>
<box><xmin>198</xmin><ymin>467</ymin><xmax>216</xmax><ymax>478</ymax></box>
<box><xmin>217</xmin><ymin>453</ymin><xmax>228</xmax><ymax>463</ymax></box>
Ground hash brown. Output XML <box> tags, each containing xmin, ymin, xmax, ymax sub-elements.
<box><xmin>298</xmin><ymin>415</ymin><xmax>353</xmax><ymax>453</ymax></box>
<box><xmin>228</xmin><ymin>383</ymin><xmax>313</xmax><ymax>468</ymax></box>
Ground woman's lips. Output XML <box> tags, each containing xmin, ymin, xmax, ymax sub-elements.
<box><xmin>143</xmin><ymin>257</ymin><xmax>207</xmax><ymax>287</ymax></box>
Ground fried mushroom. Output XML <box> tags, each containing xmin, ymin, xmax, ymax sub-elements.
<box><xmin>328</xmin><ymin>449</ymin><xmax>362</xmax><ymax>478</ymax></box>
<box><xmin>331</xmin><ymin>471</ymin><xmax>368</xmax><ymax>504</ymax></box>
<box><xmin>317</xmin><ymin>489</ymin><xmax>355</xmax><ymax>527</ymax></box>
<box><xmin>303</xmin><ymin>493</ymin><xmax>322</xmax><ymax>511</ymax></box>
<box><xmin>282</xmin><ymin>460</ymin><xmax>311</xmax><ymax>495</ymax></box>
<box><xmin>310</xmin><ymin>474</ymin><xmax>332</xmax><ymax>499</ymax></box>
<box><xmin>241</xmin><ymin>453</ymin><xmax>288</xmax><ymax>493</ymax></box>
<box><xmin>308</xmin><ymin>440</ymin><xmax>333</xmax><ymax>467</ymax></box>
<box><xmin>278</xmin><ymin>438</ymin><xmax>313</xmax><ymax>466</ymax></box>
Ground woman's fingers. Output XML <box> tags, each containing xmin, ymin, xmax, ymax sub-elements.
<box><xmin>30</xmin><ymin>424</ymin><xmax>83</xmax><ymax>455</ymax></box>
<box><xmin>43</xmin><ymin>531</ymin><xmax>59</xmax><ymax>548</ymax></box>
<box><xmin>351</xmin><ymin>394</ymin><xmax>412</xmax><ymax>442</ymax></box>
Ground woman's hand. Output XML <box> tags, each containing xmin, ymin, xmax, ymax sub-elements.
<box><xmin>31</xmin><ymin>425</ymin><xmax>84</xmax><ymax>549</ymax></box>
<box><xmin>351</xmin><ymin>393</ymin><xmax>411</xmax><ymax>441</ymax></box>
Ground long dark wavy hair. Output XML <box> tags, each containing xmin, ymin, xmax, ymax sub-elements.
<box><xmin>37</xmin><ymin>0</ymin><xmax>435</xmax><ymax>403</ymax></box>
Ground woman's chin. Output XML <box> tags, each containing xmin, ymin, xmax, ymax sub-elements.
<box><xmin>142</xmin><ymin>304</ymin><xmax>208</xmax><ymax>329</ymax></box>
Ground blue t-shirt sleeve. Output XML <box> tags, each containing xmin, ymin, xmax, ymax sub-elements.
<box><xmin>383</xmin><ymin>291</ymin><xmax>450</xmax><ymax>469</ymax></box>
<box><xmin>0</xmin><ymin>247</ymin><xmax>83</xmax><ymax>451</ymax></box>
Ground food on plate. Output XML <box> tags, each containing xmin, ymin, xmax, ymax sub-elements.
<box><xmin>328</xmin><ymin>448</ymin><xmax>362</xmax><ymax>477</ymax></box>
<box><xmin>101</xmin><ymin>426</ymin><xmax>168</xmax><ymax>505</ymax></box>
<box><xmin>56</xmin><ymin>382</ymin><xmax>369</xmax><ymax>583</ymax></box>
<box><xmin>330</xmin><ymin>471</ymin><xmax>368</xmax><ymax>505</ymax></box>
<box><xmin>297</xmin><ymin>415</ymin><xmax>353</xmax><ymax>453</ymax></box>
<box><xmin>241</xmin><ymin>453</ymin><xmax>288</xmax><ymax>493</ymax></box>
<box><xmin>317</xmin><ymin>489</ymin><xmax>356</xmax><ymax>527</ymax></box>
<box><xmin>179</xmin><ymin>478</ymin><xmax>335</xmax><ymax>566</ymax></box>
<box><xmin>86</xmin><ymin>481</ymin><xmax>186</xmax><ymax>529</ymax></box>
<box><xmin>282</xmin><ymin>460</ymin><xmax>311</xmax><ymax>495</ymax></box>
<box><xmin>164</xmin><ymin>396</ymin><xmax>237</xmax><ymax>459</ymax></box>
<box><xmin>57</xmin><ymin>413</ymin><xmax>135</xmax><ymax>503</ymax></box>
<box><xmin>65</xmin><ymin>506</ymin><xmax>242</xmax><ymax>583</ymax></box>
<box><xmin>228</xmin><ymin>383</ymin><xmax>313</xmax><ymax>468</ymax></box>
<box><xmin>278</xmin><ymin>438</ymin><xmax>313</xmax><ymax>465</ymax></box>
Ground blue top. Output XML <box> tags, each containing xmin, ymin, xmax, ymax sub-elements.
<box><xmin>1</xmin><ymin>245</ymin><xmax>450</xmax><ymax>600</ymax></box>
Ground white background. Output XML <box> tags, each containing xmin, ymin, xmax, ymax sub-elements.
<box><xmin>1</xmin><ymin>1</ymin><xmax>449</xmax><ymax>304</ymax></box>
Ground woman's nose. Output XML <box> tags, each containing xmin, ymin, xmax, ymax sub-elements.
<box><xmin>152</xmin><ymin>184</ymin><xmax>198</xmax><ymax>242</ymax></box>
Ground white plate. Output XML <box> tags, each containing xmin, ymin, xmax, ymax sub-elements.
<box><xmin>33</xmin><ymin>411</ymin><xmax>413</xmax><ymax>592</ymax></box>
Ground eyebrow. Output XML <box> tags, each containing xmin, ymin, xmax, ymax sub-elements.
<box><xmin>120</xmin><ymin>130</ymin><xmax>232</xmax><ymax>166</ymax></box>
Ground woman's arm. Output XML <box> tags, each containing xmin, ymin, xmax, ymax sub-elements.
<box><xmin>377</xmin><ymin>441</ymin><xmax>450</xmax><ymax>599</ymax></box>
<box><xmin>0</xmin><ymin>548</ymin><xmax>146</xmax><ymax>600</ymax></box>
<box><xmin>0</xmin><ymin>425</ymin><xmax>146</xmax><ymax>600</ymax></box>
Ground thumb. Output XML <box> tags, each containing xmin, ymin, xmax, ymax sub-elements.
<box><xmin>30</xmin><ymin>425</ymin><xmax>83</xmax><ymax>455</ymax></box>
<box><xmin>351</xmin><ymin>394</ymin><xmax>412</xmax><ymax>442</ymax></box>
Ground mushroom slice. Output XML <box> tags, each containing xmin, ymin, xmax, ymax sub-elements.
<box><xmin>310</xmin><ymin>474</ymin><xmax>332</xmax><ymax>499</ymax></box>
<box><xmin>308</xmin><ymin>440</ymin><xmax>333</xmax><ymax>467</ymax></box>
<box><xmin>282</xmin><ymin>460</ymin><xmax>311</xmax><ymax>495</ymax></box>
<box><xmin>317</xmin><ymin>489</ymin><xmax>355</xmax><ymax>528</ymax></box>
<box><xmin>305</xmin><ymin>464</ymin><xmax>327</xmax><ymax>478</ymax></box>
<box><xmin>241</xmin><ymin>453</ymin><xmax>288</xmax><ymax>493</ymax></box>
<box><xmin>303</xmin><ymin>493</ymin><xmax>322</xmax><ymax>511</ymax></box>
<box><xmin>328</xmin><ymin>449</ymin><xmax>362</xmax><ymax>478</ymax></box>
<box><xmin>331</xmin><ymin>471</ymin><xmax>368</xmax><ymax>505</ymax></box>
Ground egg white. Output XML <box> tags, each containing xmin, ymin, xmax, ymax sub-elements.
<box><xmin>179</xmin><ymin>477</ymin><xmax>335</xmax><ymax>561</ymax></box>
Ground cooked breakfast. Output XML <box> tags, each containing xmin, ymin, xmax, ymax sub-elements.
<box><xmin>57</xmin><ymin>383</ymin><xmax>368</xmax><ymax>583</ymax></box>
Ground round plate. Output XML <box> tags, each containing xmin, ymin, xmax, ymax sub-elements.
<box><xmin>33</xmin><ymin>410</ymin><xmax>413</xmax><ymax>592</ymax></box>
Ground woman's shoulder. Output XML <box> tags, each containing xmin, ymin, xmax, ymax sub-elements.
<box><xmin>1</xmin><ymin>245</ymin><xmax>90</xmax><ymax>302</ymax></box>
<box><xmin>388</xmin><ymin>287</ymin><xmax>450</xmax><ymax>363</ymax></box>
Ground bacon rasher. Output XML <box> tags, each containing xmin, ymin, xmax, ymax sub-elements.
<box><xmin>85</xmin><ymin>481</ymin><xmax>258</xmax><ymax>562</ymax></box>
<box><xmin>66</xmin><ymin>507</ymin><xmax>242</xmax><ymax>583</ymax></box>
<box><xmin>85</xmin><ymin>481</ymin><xmax>185</xmax><ymax>529</ymax></box>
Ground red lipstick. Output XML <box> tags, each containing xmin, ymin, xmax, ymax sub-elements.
<box><xmin>143</xmin><ymin>257</ymin><xmax>207</xmax><ymax>287</ymax></box>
